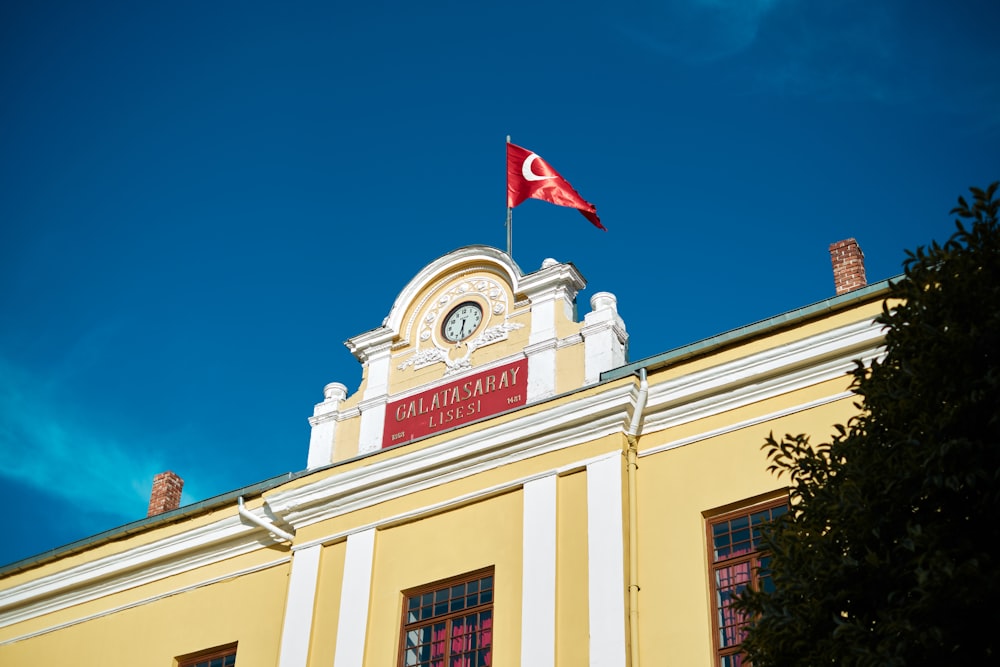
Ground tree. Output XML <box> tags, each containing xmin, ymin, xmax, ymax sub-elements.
<box><xmin>737</xmin><ymin>183</ymin><xmax>1000</xmax><ymax>666</ymax></box>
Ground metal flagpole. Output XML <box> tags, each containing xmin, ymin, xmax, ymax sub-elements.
<box><xmin>506</xmin><ymin>135</ymin><xmax>513</xmax><ymax>258</ymax></box>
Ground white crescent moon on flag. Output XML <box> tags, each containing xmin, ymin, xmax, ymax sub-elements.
<box><xmin>522</xmin><ymin>153</ymin><xmax>557</xmax><ymax>182</ymax></box>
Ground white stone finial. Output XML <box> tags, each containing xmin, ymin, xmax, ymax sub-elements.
<box><xmin>590</xmin><ymin>291</ymin><xmax>618</xmax><ymax>313</ymax></box>
<box><xmin>541</xmin><ymin>258</ymin><xmax>559</xmax><ymax>269</ymax></box>
<box><xmin>323</xmin><ymin>382</ymin><xmax>348</xmax><ymax>402</ymax></box>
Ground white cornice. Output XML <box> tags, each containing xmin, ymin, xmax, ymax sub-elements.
<box><xmin>345</xmin><ymin>331</ymin><xmax>394</xmax><ymax>364</ymax></box>
<box><xmin>0</xmin><ymin>513</ymin><xmax>286</xmax><ymax>630</ymax></box>
<box><xmin>0</xmin><ymin>314</ymin><xmax>886</xmax><ymax>638</ymax></box>
<box><xmin>517</xmin><ymin>261</ymin><xmax>586</xmax><ymax>299</ymax></box>
<box><xmin>0</xmin><ymin>558</ymin><xmax>289</xmax><ymax>646</ymax></box>
<box><xmin>557</xmin><ymin>333</ymin><xmax>584</xmax><ymax>348</ymax></box>
<box><xmin>639</xmin><ymin>317</ymin><xmax>884</xmax><ymax>437</ymax></box>
<box><xmin>270</xmin><ymin>316</ymin><xmax>885</xmax><ymax>531</ymax></box>
<box><xmin>266</xmin><ymin>382</ymin><xmax>637</xmax><ymax>527</ymax></box>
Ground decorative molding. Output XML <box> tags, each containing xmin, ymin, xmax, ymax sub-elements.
<box><xmin>518</xmin><ymin>261</ymin><xmax>586</xmax><ymax>302</ymax></box>
<box><xmin>0</xmin><ymin>314</ymin><xmax>886</xmax><ymax>640</ymax></box>
<box><xmin>392</xmin><ymin>262</ymin><xmax>527</xmax><ymax>375</ymax></box>
<box><xmin>523</xmin><ymin>339</ymin><xmax>559</xmax><ymax>356</ymax></box>
<box><xmin>0</xmin><ymin>513</ymin><xmax>286</xmax><ymax>630</ymax></box>
<box><xmin>383</xmin><ymin>247</ymin><xmax>523</xmax><ymax>335</ymax></box>
<box><xmin>0</xmin><ymin>558</ymin><xmax>289</xmax><ymax>646</ymax></box>
<box><xmin>639</xmin><ymin>317</ymin><xmax>884</xmax><ymax>437</ymax></box>
<box><xmin>556</xmin><ymin>333</ymin><xmax>583</xmax><ymax>348</ymax></box>
<box><xmin>269</xmin><ymin>317</ymin><xmax>885</xmax><ymax>533</ymax></box>
<box><xmin>345</xmin><ymin>331</ymin><xmax>394</xmax><ymax>365</ymax></box>
<box><xmin>640</xmin><ymin>392</ymin><xmax>853</xmax><ymax>458</ymax></box>
<box><xmin>265</xmin><ymin>384</ymin><xmax>636</xmax><ymax>528</ymax></box>
<box><xmin>288</xmin><ymin>455</ymin><xmax>615</xmax><ymax>553</ymax></box>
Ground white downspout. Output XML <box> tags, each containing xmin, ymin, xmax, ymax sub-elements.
<box><xmin>625</xmin><ymin>367</ymin><xmax>649</xmax><ymax>439</ymax></box>
<box><xmin>238</xmin><ymin>496</ymin><xmax>295</xmax><ymax>543</ymax></box>
<box><xmin>625</xmin><ymin>368</ymin><xmax>648</xmax><ymax>667</ymax></box>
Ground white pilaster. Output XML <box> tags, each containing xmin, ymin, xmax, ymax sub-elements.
<box><xmin>525</xmin><ymin>340</ymin><xmax>558</xmax><ymax>402</ymax></box>
<box><xmin>344</xmin><ymin>328</ymin><xmax>395</xmax><ymax>454</ymax></box>
<box><xmin>583</xmin><ymin>292</ymin><xmax>628</xmax><ymax>385</ymax></box>
<box><xmin>357</xmin><ymin>396</ymin><xmax>388</xmax><ymax>454</ymax></box>
<box><xmin>521</xmin><ymin>474</ymin><xmax>557</xmax><ymax>667</ymax></box>
<box><xmin>362</xmin><ymin>343</ymin><xmax>392</xmax><ymax>398</ymax></box>
<box><xmin>520</xmin><ymin>258</ymin><xmax>586</xmax><ymax>402</ymax></box>
<box><xmin>587</xmin><ymin>454</ymin><xmax>627</xmax><ymax>667</ymax></box>
<box><xmin>278</xmin><ymin>544</ymin><xmax>322</xmax><ymax>667</ymax></box>
<box><xmin>307</xmin><ymin>382</ymin><xmax>348</xmax><ymax>469</ymax></box>
<box><xmin>333</xmin><ymin>528</ymin><xmax>377</xmax><ymax>667</ymax></box>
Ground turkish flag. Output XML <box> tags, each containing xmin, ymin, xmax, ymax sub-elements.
<box><xmin>506</xmin><ymin>143</ymin><xmax>605</xmax><ymax>230</ymax></box>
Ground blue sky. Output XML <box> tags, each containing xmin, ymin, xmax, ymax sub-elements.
<box><xmin>1</xmin><ymin>0</ymin><xmax>997</xmax><ymax>567</ymax></box>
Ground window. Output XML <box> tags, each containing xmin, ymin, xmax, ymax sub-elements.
<box><xmin>177</xmin><ymin>643</ymin><xmax>237</xmax><ymax>667</ymax></box>
<box><xmin>708</xmin><ymin>499</ymin><xmax>787</xmax><ymax>667</ymax></box>
<box><xmin>398</xmin><ymin>567</ymin><xmax>494</xmax><ymax>667</ymax></box>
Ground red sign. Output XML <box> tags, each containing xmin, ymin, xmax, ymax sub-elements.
<box><xmin>383</xmin><ymin>358</ymin><xmax>528</xmax><ymax>448</ymax></box>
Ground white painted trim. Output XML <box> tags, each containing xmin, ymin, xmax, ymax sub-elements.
<box><xmin>639</xmin><ymin>320</ymin><xmax>884</xmax><ymax>439</ymax></box>
<box><xmin>267</xmin><ymin>383</ymin><xmax>636</xmax><ymax>528</ymax></box>
<box><xmin>528</xmin><ymin>294</ymin><xmax>557</xmax><ymax>345</ymax></box>
<box><xmin>0</xmin><ymin>514</ymin><xmax>279</xmax><ymax>629</ymax></box>
<box><xmin>521</xmin><ymin>475</ymin><xmax>557</xmax><ymax>667</ymax></box>
<box><xmin>361</xmin><ymin>345</ymin><xmax>392</xmax><ymax>399</ymax></box>
<box><xmin>307</xmin><ymin>384</ymin><xmax>348</xmax><ymax>470</ymax></box>
<box><xmin>278</xmin><ymin>544</ymin><xmax>322</xmax><ymax>667</ymax></box>
<box><xmin>1</xmin><ymin>317</ymin><xmax>885</xmax><ymax>636</ymax></box>
<box><xmin>526</xmin><ymin>342</ymin><xmax>557</xmax><ymax>402</ymax></box>
<box><xmin>382</xmin><ymin>247</ymin><xmax>522</xmax><ymax>334</ymax></box>
<box><xmin>0</xmin><ymin>557</ymin><xmax>289</xmax><ymax>646</ymax></box>
<box><xmin>268</xmin><ymin>319</ymin><xmax>884</xmax><ymax>534</ymax></box>
<box><xmin>333</xmin><ymin>529</ymin><xmax>376</xmax><ymax>667</ymax></box>
<box><xmin>587</xmin><ymin>454</ymin><xmax>627</xmax><ymax>667</ymax></box>
<box><xmin>289</xmin><ymin>452</ymin><xmax>615</xmax><ymax>553</ymax></box>
<box><xmin>358</xmin><ymin>398</ymin><xmax>387</xmax><ymax>454</ymax></box>
<box><xmin>639</xmin><ymin>392</ymin><xmax>853</xmax><ymax>458</ymax></box>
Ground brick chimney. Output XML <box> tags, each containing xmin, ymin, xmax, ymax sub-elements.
<box><xmin>829</xmin><ymin>238</ymin><xmax>867</xmax><ymax>295</ymax></box>
<box><xmin>147</xmin><ymin>471</ymin><xmax>184</xmax><ymax>517</ymax></box>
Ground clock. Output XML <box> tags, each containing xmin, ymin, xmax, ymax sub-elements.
<box><xmin>442</xmin><ymin>302</ymin><xmax>483</xmax><ymax>342</ymax></box>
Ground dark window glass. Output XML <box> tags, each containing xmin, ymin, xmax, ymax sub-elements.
<box><xmin>708</xmin><ymin>499</ymin><xmax>786</xmax><ymax>667</ymax></box>
<box><xmin>399</xmin><ymin>569</ymin><xmax>494</xmax><ymax>667</ymax></box>
<box><xmin>178</xmin><ymin>644</ymin><xmax>237</xmax><ymax>667</ymax></box>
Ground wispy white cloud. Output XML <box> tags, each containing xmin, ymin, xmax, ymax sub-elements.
<box><xmin>0</xmin><ymin>354</ymin><xmax>197</xmax><ymax>524</ymax></box>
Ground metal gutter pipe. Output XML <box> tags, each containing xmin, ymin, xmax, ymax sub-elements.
<box><xmin>625</xmin><ymin>368</ymin><xmax>648</xmax><ymax>667</ymax></box>
<box><xmin>237</xmin><ymin>496</ymin><xmax>295</xmax><ymax>543</ymax></box>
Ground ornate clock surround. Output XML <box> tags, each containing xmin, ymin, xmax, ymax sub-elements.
<box><xmin>397</xmin><ymin>269</ymin><xmax>524</xmax><ymax>375</ymax></box>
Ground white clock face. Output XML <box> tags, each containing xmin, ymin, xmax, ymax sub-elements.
<box><xmin>442</xmin><ymin>302</ymin><xmax>483</xmax><ymax>342</ymax></box>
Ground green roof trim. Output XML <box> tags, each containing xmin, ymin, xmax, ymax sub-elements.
<box><xmin>601</xmin><ymin>276</ymin><xmax>899</xmax><ymax>382</ymax></box>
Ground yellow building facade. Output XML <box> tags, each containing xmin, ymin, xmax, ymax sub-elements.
<box><xmin>0</xmin><ymin>243</ymin><xmax>887</xmax><ymax>667</ymax></box>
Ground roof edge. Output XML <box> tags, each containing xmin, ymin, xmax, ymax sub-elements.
<box><xmin>601</xmin><ymin>276</ymin><xmax>899</xmax><ymax>382</ymax></box>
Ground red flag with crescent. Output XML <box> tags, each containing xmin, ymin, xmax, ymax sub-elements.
<box><xmin>506</xmin><ymin>143</ymin><xmax>605</xmax><ymax>230</ymax></box>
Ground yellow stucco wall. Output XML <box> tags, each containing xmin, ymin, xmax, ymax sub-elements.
<box><xmin>307</xmin><ymin>540</ymin><xmax>347</xmax><ymax>667</ymax></box>
<box><xmin>635</xmin><ymin>387</ymin><xmax>861</xmax><ymax>666</ymax></box>
<box><xmin>0</xmin><ymin>252</ymin><xmax>889</xmax><ymax>667</ymax></box>
<box><xmin>362</xmin><ymin>490</ymin><xmax>523</xmax><ymax>665</ymax></box>
<box><xmin>0</xmin><ymin>564</ymin><xmax>288</xmax><ymax>667</ymax></box>
<box><xmin>555</xmin><ymin>469</ymin><xmax>589</xmax><ymax>666</ymax></box>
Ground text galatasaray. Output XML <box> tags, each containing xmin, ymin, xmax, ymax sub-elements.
<box><xmin>393</xmin><ymin>364</ymin><xmax>523</xmax><ymax>423</ymax></box>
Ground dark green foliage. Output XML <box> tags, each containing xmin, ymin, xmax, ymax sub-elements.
<box><xmin>737</xmin><ymin>184</ymin><xmax>1000</xmax><ymax>666</ymax></box>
